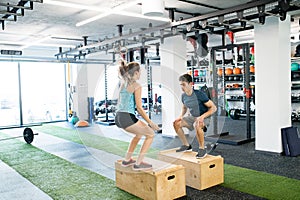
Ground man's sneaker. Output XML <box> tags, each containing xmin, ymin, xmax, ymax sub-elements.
<box><xmin>206</xmin><ymin>143</ymin><xmax>218</xmax><ymax>153</ymax></box>
<box><xmin>196</xmin><ymin>148</ymin><xmax>207</xmax><ymax>159</ymax></box>
<box><xmin>176</xmin><ymin>145</ymin><xmax>192</xmax><ymax>152</ymax></box>
<box><xmin>121</xmin><ymin>159</ymin><xmax>136</xmax><ymax>167</ymax></box>
<box><xmin>132</xmin><ymin>162</ymin><xmax>152</xmax><ymax>171</ymax></box>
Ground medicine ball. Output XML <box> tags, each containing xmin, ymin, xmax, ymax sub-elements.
<box><xmin>233</xmin><ymin>67</ymin><xmax>241</xmax><ymax>74</ymax></box>
<box><xmin>217</xmin><ymin>68</ymin><xmax>223</xmax><ymax>76</ymax></box>
<box><xmin>199</xmin><ymin>70</ymin><xmax>203</xmax><ymax>77</ymax></box>
<box><xmin>291</xmin><ymin>62</ymin><xmax>299</xmax><ymax>71</ymax></box>
<box><xmin>194</xmin><ymin>69</ymin><xmax>199</xmax><ymax>77</ymax></box>
<box><xmin>225</xmin><ymin>68</ymin><xmax>233</xmax><ymax>75</ymax></box>
<box><xmin>250</xmin><ymin>65</ymin><xmax>255</xmax><ymax>73</ymax></box>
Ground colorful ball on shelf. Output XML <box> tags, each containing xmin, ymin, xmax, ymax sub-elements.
<box><xmin>217</xmin><ymin>68</ymin><xmax>223</xmax><ymax>76</ymax></box>
<box><xmin>233</xmin><ymin>67</ymin><xmax>241</xmax><ymax>74</ymax></box>
<box><xmin>199</xmin><ymin>70</ymin><xmax>204</xmax><ymax>76</ymax></box>
<box><xmin>225</xmin><ymin>68</ymin><xmax>233</xmax><ymax>75</ymax></box>
<box><xmin>250</xmin><ymin>65</ymin><xmax>255</xmax><ymax>73</ymax></box>
<box><xmin>291</xmin><ymin>62</ymin><xmax>299</xmax><ymax>71</ymax></box>
<box><xmin>194</xmin><ymin>69</ymin><xmax>199</xmax><ymax>76</ymax></box>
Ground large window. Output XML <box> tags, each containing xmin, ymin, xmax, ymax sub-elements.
<box><xmin>0</xmin><ymin>62</ymin><xmax>20</xmax><ymax>127</ymax></box>
<box><xmin>20</xmin><ymin>62</ymin><xmax>67</xmax><ymax>124</ymax></box>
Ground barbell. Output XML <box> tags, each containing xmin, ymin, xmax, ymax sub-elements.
<box><xmin>229</xmin><ymin>109</ymin><xmax>255</xmax><ymax>120</ymax></box>
<box><xmin>0</xmin><ymin>128</ymin><xmax>38</xmax><ymax>144</ymax></box>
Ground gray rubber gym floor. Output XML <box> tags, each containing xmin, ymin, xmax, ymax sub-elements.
<box><xmin>0</xmin><ymin>117</ymin><xmax>299</xmax><ymax>200</ymax></box>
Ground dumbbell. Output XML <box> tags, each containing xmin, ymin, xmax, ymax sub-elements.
<box><xmin>229</xmin><ymin>109</ymin><xmax>255</xmax><ymax>120</ymax></box>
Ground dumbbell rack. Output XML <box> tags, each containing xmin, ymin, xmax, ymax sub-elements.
<box><xmin>291</xmin><ymin>57</ymin><xmax>300</xmax><ymax>122</ymax></box>
<box><xmin>210</xmin><ymin>43</ymin><xmax>254</xmax><ymax>145</ymax></box>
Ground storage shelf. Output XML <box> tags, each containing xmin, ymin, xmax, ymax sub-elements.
<box><xmin>292</xmin><ymin>86</ymin><xmax>300</xmax><ymax>90</ymax></box>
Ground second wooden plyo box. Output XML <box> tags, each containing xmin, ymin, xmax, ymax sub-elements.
<box><xmin>115</xmin><ymin>157</ymin><xmax>186</xmax><ymax>200</ymax></box>
<box><xmin>158</xmin><ymin>148</ymin><xmax>224</xmax><ymax>190</ymax></box>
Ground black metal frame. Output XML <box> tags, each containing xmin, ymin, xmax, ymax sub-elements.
<box><xmin>54</xmin><ymin>0</ymin><xmax>300</xmax><ymax>58</ymax></box>
<box><xmin>0</xmin><ymin>0</ymin><xmax>42</xmax><ymax>30</ymax></box>
<box><xmin>211</xmin><ymin>43</ymin><xmax>254</xmax><ymax>145</ymax></box>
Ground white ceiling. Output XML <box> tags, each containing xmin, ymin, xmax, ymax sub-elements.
<box><xmin>0</xmin><ymin>0</ymin><xmax>300</xmax><ymax>60</ymax></box>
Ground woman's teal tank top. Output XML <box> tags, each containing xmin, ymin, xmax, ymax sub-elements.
<box><xmin>117</xmin><ymin>88</ymin><xmax>136</xmax><ymax>115</ymax></box>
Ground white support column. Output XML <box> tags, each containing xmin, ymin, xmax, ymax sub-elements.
<box><xmin>74</xmin><ymin>65</ymin><xmax>89</xmax><ymax>121</ymax></box>
<box><xmin>160</xmin><ymin>35</ymin><xmax>187</xmax><ymax>137</ymax></box>
<box><xmin>254</xmin><ymin>16</ymin><xmax>291</xmax><ymax>153</ymax></box>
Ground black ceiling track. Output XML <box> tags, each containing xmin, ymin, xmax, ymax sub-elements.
<box><xmin>0</xmin><ymin>0</ymin><xmax>43</xmax><ymax>30</ymax></box>
<box><xmin>54</xmin><ymin>0</ymin><xmax>300</xmax><ymax>60</ymax></box>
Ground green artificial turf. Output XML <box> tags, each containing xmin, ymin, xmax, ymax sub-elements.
<box><xmin>223</xmin><ymin>164</ymin><xmax>300</xmax><ymax>200</ymax></box>
<box><xmin>1</xmin><ymin>124</ymin><xmax>300</xmax><ymax>200</ymax></box>
<box><xmin>34</xmin><ymin>124</ymin><xmax>300</xmax><ymax>200</ymax></box>
<box><xmin>0</xmin><ymin>133</ymin><xmax>139</xmax><ymax>200</ymax></box>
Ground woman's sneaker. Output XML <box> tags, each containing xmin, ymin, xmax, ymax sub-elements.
<box><xmin>132</xmin><ymin>162</ymin><xmax>152</xmax><ymax>171</ymax></box>
<box><xmin>196</xmin><ymin>148</ymin><xmax>207</xmax><ymax>159</ymax></box>
<box><xmin>121</xmin><ymin>159</ymin><xmax>136</xmax><ymax>167</ymax></box>
<box><xmin>176</xmin><ymin>144</ymin><xmax>192</xmax><ymax>152</ymax></box>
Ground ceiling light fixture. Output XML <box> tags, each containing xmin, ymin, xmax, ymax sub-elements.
<box><xmin>76</xmin><ymin>0</ymin><xmax>142</xmax><ymax>27</ymax></box>
<box><xmin>119</xmin><ymin>11</ymin><xmax>170</xmax><ymax>22</ymax></box>
<box><xmin>17</xmin><ymin>35</ymin><xmax>52</xmax><ymax>50</ymax></box>
<box><xmin>45</xmin><ymin>0</ymin><xmax>169</xmax><ymax>26</ymax></box>
<box><xmin>43</xmin><ymin>0</ymin><xmax>106</xmax><ymax>12</ymax></box>
<box><xmin>142</xmin><ymin>0</ymin><xmax>164</xmax><ymax>16</ymax></box>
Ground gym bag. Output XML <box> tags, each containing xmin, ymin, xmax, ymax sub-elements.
<box><xmin>281</xmin><ymin>126</ymin><xmax>300</xmax><ymax>157</ymax></box>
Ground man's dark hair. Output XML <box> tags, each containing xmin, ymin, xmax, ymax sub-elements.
<box><xmin>179</xmin><ymin>73</ymin><xmax>193</xmax><ymax>83</ymax></box>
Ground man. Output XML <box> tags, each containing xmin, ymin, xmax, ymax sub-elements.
<box><xmin>173</xmin><ymin>73</ymin><xmax>217</xmax><ymax>158</ymax></box>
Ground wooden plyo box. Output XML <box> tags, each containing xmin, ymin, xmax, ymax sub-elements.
<box><xmin>115</xmin><ymin>157</ymin><xmax>186</xmax><ymax>200</ymax></box>
<box><xmin>158</xmin><ymin>148</ymin><xmax>224</xmax><ymax>190</ymax></box>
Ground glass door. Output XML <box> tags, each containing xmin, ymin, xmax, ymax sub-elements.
<box><xmin>20</xmin><ymin>62</ymin><xmax>67</xmax><ymax>124</ymax></box>
<box><xmin>0</xmin><ymin>62</ymin><xmax>20</xmax><ymax>127</ymax></box>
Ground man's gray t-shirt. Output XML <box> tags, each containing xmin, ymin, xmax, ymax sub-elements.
<box><xmin>181</xmin><ymin>89</ymin><xmax>209</xmax><ymax>117</ymax></box>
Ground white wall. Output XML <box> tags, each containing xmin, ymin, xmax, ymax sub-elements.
<box><xmin>160</xmin><ymin>35</ymin><xmax>187</xmax><ymax>137</ymax></box>
<box><xmin>254</xmin><ymin>16</ymin><xmax>291</xmax><ymax>153</ymax></box>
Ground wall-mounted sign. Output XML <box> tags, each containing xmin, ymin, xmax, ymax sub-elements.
<box><xmin>0</xmin><ymin>50</ymin><xmax>22</xmax><ymax>55</ymax></box>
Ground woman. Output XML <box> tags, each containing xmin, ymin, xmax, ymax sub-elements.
<box><xmin>115</xmin><ymin>60</ymin><xmax>159</xmax><ymax>171</ymax></box>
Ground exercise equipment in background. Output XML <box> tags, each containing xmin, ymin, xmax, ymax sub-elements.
<box><xmin>0</xmin><ymin>128</ymin><xmax>38</xmax><ymax>144</ymax></box>
<box><xmin>291</xmin><ymin>62</ymin><xmax>299</xmax><ymax>71</ymax></box>
<box><xmin>229</xmin><ymin>109</ymin><xmax>255</xmax><ymax>120</ymax></box>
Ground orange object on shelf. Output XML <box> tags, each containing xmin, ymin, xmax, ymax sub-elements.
<box><xmin>225</xmin><ymin>68</ymin><xmax>233</xmax><ymax>75</ymax></box>
<box><xmin>250</xmin><ymin>65</ymin><xmax>255</xmax><ymax>73</ymax></box>
<box><xmin>217</xmin><ymin>68</ymin><xmax>223</xmax><ymax>76</ymax></box>
<box><xmin>233</xmin><ymin>67</ymin><xmax>241</xmax><ymax>74</ymax></box>
<box><xmin>194</xmin><ymin>69</ymin><xmax>199</xmax><ymax>76</ymax></box>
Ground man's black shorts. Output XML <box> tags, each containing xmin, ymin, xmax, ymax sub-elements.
<box><xmin>115</xmin><ymin>112</ymin><xmax>138</xmax><ymax>129</ymax></box>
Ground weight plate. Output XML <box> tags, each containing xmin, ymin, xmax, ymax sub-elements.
<box><xmin>23</xmin><ymin>128</ymin><xmax>34</xmax><ymax>144</ymax></box>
